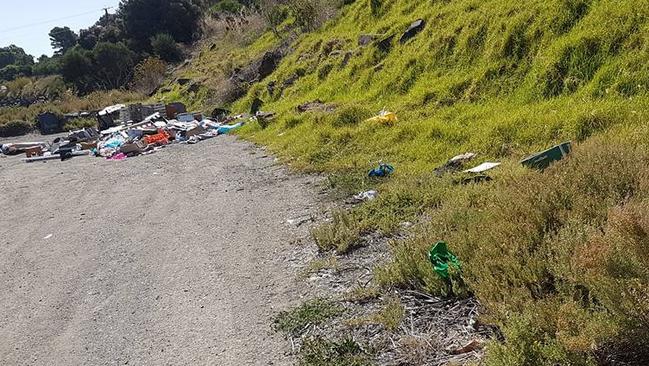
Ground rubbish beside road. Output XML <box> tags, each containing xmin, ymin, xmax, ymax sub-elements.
<box><xmin>521</xmin><ymin>141</ymin><xmax>572</xmax><ymax>170</ymax></box>
<box><xmin>435</xmin><ymin>152</ymin><xmax>477</xmax><ymax>176</ymax></box>
<box><xmin>1</xmin><ymin>142</ymin><xmax>48</xmax><ymax>156</ymax></box>
<box><xmin>2</xmin><ymin>103</ymin><xmax>257</xmax><ymax>164</ymax></box>
<box><xmin>368</xmin><ymin>162</ymin><xmax>395</xmax><ymax>177</ymax></box>
<box><xmin>351</xmin><ymin>190</ymin><xmax>378</xmax><ymax>203</ymax></box>
<box><xmin>366</xmin><ymin>110</ymin><xmax>398</xmax><ymax>126</ymax></box>
<box><xmin>429</xmin><ymin>241</ymin><xmax>461</xmax><ymax>280</ymax></box>
<box><xmin>429</xmin><ymin>241</ymin><xmax>463</xmax><ymax>296</ymax></box>
<box><xmin>400</xmin><ymin>19</ymin><xmax>426</xmax><ymax>44</ymax></box>
<box><xmin>463</xmin><ymin>162</ymin><xmax>501</xmax><ymax>174</ymax></box>
<box><xmin>25</xmin><ymin>150</ymin><xmax>90</xmax><ymax>163</ymax></box>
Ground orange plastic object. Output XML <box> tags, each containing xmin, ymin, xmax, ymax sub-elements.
<box><xmin>144</xmin><ymin>129</ymin><xmax>170</xmax><ymax>145</ymax></box>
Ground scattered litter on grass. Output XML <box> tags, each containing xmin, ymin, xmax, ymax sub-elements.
<box><xmin>429</xmin><ymin>241</ymin><xmax>461</xmax><ymax>280</ymax></box>
<box><xmin>521</xmin><ymin>141</ymin><xmax>572</xmax><ymax>170</ymax></box>
<box><xmin>399</xmin><ymin>19</ymin><xmax>426</xmax><ymax>44</ymax></box>
<box><xmin>368</xmin><ymin>163</ymin><xmax>394</xmax><ymax>177</ymax></box>
<box><xmin>435</xmin><ymin>152</ymin><xmax>477</xmax><ymax>176</ymax></box>
<box><xmin>463</xmin><ymin>162</ymin><xmax>501</xmax><ymax>173</ymax></box>
<box><xmin>366</xmin><ymin>110</ymin><xmax>398</xmax><ymax>125</ymax></box>
<box><xmin>351</xmin><ymin>190</ymin><xmax>378</xmax><ymax>203</ymax></box>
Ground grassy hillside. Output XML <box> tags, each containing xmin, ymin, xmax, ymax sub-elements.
<box><xmin>165</xmin><ymin>0</ymin><xmax>649</xmax><ymax>364</ymax></box>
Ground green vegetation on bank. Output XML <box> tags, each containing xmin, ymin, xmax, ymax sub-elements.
<box><xmin>185</xmin><ymin>0</ymin><xmax>649</xmax><ymax>363</ymax></box>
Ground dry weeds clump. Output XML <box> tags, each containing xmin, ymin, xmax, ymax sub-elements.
<box><xmin>377</xmin><ymin>129</ymin><xmax>649</xmax><ymax>364</ymax></box>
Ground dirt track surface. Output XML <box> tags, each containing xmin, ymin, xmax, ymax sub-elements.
<box><xmin>0</xmin><ymin>135</ymin><xmax>319</xmax><ymax>365</ymax></box>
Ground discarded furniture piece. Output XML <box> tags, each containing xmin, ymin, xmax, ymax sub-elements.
<box><xmin>521</xmin><ymin>141</ymin><xmax>572</xmax><ymax>170</ymax></box>
<box><xmin>37</xmin><ymin>112</ymin><xmax>63</xmax><ymax>135</ymax></box>
<box><xmin>1</xmin><ymin>142</ymin><xmax>48</xmax><ymax>155</ymax></box>
<box><xmin>119</xmin><ymin>140</ymin><xmax>147</xmax><ymax>156</ymax></box>
<box><xmin>25</xmin><ymin>146</ymin><xmax>43</xmax><ymax>157</ymax></box>
<box><xmin>165</xmin><ymin>102</ymin><xmax>187</xmax><ymax>119</ymax></box>
<box><xmin>67</xmin><ymin>128</ymin><xmax>99</xmax><ymax>143</ymax></box>
<box><xmin>97</xmin><ymin>104</ymin><xmax>126</xmax><ymax>131</ymax></box>
<box><xmin>400</xmin><ymin>19</ymin><xmax>426</xmax><ymax>44</ymax></box>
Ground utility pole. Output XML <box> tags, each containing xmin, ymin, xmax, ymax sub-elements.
<box><xmin>102</xmin><ymin>7</ymin><xmax>112</xmax><ymax>17</ymax></box>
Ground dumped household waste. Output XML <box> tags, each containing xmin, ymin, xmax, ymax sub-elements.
<box><xmin>434</xmin><ymin>152</ymin><xmax>477</xmax><ymax>176</ymax></box>
<box><xmin>351</xmin><ymin>190</ymin><xmax>378</xmax><ymax>203</ymax></box>
<box><xmin>368</xmin><ymin>162</ymin><xmax>395</xmax><ymax>177</ymax></box>
<box><xmin>463</xmin><ymin>162</ymin><xmax>501</xmax><ymax>174</ymax></box>
<box><xmin>400</xmin><ymin>19</ymin><xmax>426</xmax><ymax>44</ymax></box>
<box><xmin>521</xmin><ymin>141</ymin><xmax>572</xmax><ymax>170</ymax></box>
<box><xmin>429</xmin><ymin>241</ymin><xmax>461</xmax><ymax>280</ymax></box>
<box><xmin>429</xmin><ymin>241</ymin><xmax>464</xmax><ymax>296</ymax></box>
<box><xmin>1</xmin><ymin>102</ymin><xmax>257</xmax><ymax>164</ymax></box>
<box><xmin>1</xmin><ymin>141</ymin><xmax>48</xmax><ymax>156</ymax></box>
<box><xmin>366</xmin><ymin>110</ymin><xmax>398</xmax><ymax>125</ymax></box>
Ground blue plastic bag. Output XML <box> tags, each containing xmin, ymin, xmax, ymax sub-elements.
<box><xmin>368</xmin><ymin>163</ymin><xmax>394</xmax><ymax>177</ymax></box>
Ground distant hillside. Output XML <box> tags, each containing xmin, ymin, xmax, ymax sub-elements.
<box><xmin>161</xmin><ymin>1</ymin><xmax>649</xmax><ymax>364</ymax></box>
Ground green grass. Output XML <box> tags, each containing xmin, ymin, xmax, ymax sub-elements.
<box><xmin>273</xmin><ymin>298</ymin><xmax>343</xmax><ymax>337</ymax></box>
<box><xmin>300</xmin><ymin>337</ymin><xmax>371</xmax><ymax>366</ymax></box>
<box><xmin>168</xmin><ymin>0</ymin><xmax>649</xmax><ymax>363</ymax></box>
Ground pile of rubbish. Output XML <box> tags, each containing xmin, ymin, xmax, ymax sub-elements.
<box><xmin>1</xmin><ymin>102</ymin><xmax>256</xmax><ymax>163</ymax></box>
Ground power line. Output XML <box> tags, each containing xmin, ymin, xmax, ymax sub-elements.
<box><xmin>0</xmin><ymin>7</ymin><xmax>113</xmax><ymax>34</ymax></box>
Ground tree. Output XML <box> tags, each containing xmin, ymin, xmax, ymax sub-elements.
<box><xmin>92</xmin><ymin>42</ymin><xmax>135</xmax><ymax>90</ymax></box>
<box><xmin>0</xmin><ymin>45</ymin><xmax>34</xmax><ymax>69</ymax></box>
<box><xmin>151</xmin><ymin>33</ymin><xmax>183</xmax><ymax>62</ymax></box>
<box><xmin>78</xmin><ymin>29</ymin><xmax>98</xmax><ymax>50</ymax></box>
<box><xmin>0</xmin><ymin>45</ymin><xmax>34</xmax><ymax>81</ymax></box>
<box><xmin>32</xmin><ymin>55</ymin><xmax>61</xmax><ymax>76</ymax></box>
<box><xmin>60</xmin><ymin>47</ymin><xmax>94</xmax><ymax>93</ymax></box>
<box><xmin>120</xmin><ymin>0</ymin><xmax>202</xmax><ymax>48</ymax></box>
<box><xmin>49</xmin><ymin>26</ymin><xmax>78</xmax><ymax>55</ymax></box>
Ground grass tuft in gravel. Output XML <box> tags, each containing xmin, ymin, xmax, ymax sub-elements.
<box><xmin>273</xmin><ymin>298</ymin><xmax>343</xmax><ymax>337</ymax></box>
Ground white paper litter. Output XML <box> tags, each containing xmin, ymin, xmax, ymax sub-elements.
<box><xmin>463</xmin><ymin>162</ymin><xmax>501</xmax><ymax>173</ymax></box>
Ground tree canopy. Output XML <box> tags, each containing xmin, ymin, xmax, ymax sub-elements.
<box><xmin>49</xmin><ymin>27</ymin><xmax>78</xmax><ymax>55</ymax></box>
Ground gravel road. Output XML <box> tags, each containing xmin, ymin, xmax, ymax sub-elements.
<box><xmin>0</xmin><ymin>135</ymin><xmax>319</xmax><ymax>365</ymax></box>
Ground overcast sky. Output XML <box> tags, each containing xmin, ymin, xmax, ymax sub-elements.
<box><xmin>0</xmin><ymin>0</ymin><xmax>120</xmax><ymax>58</ymax></box>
